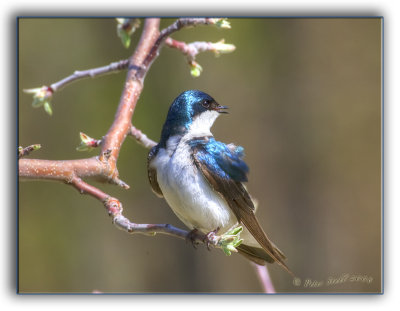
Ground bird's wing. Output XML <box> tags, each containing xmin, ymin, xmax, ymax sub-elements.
<box><xmin>147</xmin><ymin>145</ymin><xmax>163</xmax><ymax>198</ymax></box>
<box><xmin>190</xmin><ymin>138</ymin><xmax>291</xmax><ymax>274</ymax></box>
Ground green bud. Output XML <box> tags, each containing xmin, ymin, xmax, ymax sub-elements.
<box><xmin>226</xmin><ymin>244</ymin><xmax>237</xmax><ymax>252</ymax></box>
<box><xmin>212</xmin><ymin>18</ymin><xmax>231</xmax><ymax>29</ymax></box>
<box><xmin>43</xmin><ymin>101</ymin><xmax>53</xmax><ymax>116</ymax></box>
<box><xmin>117</xmin><ymin>28</ymin><xmax>131</xmax><ymax>48</ymax></box>
<box><xmin>190</xmin><ymin>61</ymin><xmax>203</xmax><ymax>78</ymax></box>
<box><xmin>79</xmin><ymin>132</ymin><xmax>91</xmax><ymax>144</ymax></box>
<box><xmin>212</xmin><ymin>39</ymin><xmax>236</xmax><ymax>56</ymax></box>
<box><xmin>116</xmin><ymin>18</ymin><xmax>141</xmax><ymax>49</ymax></box>
<box><xmin>218</xmin><ymin>226</ymin><xmax>243</xmax><ymax>256</ymax></box>
<box><xmin>24</xmin><ymin>86</ymin><xmax>54</xmax><ymax>115</ymax></box>
<box><xmin>223</xmin><ymin>247</ymin><xmax>232</xmax><ymax>256</ymax></box>
<box><xmin>32</xmin><ymin>96</ymin><xmax>44</xmax><ymax>108</ymax></box>
<box><xmin>233</xmin><ymin>239</ymin><xmax>244</xmax><ymax>247</ymax></box>
<box><xmin>76</xmin><ymin>132</ymin><xmax>100</xmax><ymax>151</ymax></box>
<box><xmin>226</xmin><ymin>226</ymin><xmax>243</xmax><ymax>236</ymax></box>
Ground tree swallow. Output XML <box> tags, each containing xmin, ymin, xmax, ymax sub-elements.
<box><xmin>147</xmin><ymin>90</ymin><xmax>291</xmax><ymax>274</ymax></box>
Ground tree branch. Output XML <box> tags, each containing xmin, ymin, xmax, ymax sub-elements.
<box><xmin>69</xmin><ymin>176</ymin><xmax>208</xmax><ymax>242</ymax></box>
<box><xmin>252</xmin><ymin>263</ymin><xmax>276</xmax><ymax>294</ymax></box>
<box><xmin>165</xmin><ymin>38</ymin><xmax>235</xmax><ymax>61</ymax></box>
<box><xmin>52</xmin><ymin>59</ymin><xmax>130</xmax><ymax>93</ymax></box>
<box><xmin>138</xmin><ymin>18</ymin><xmax>224</xmax><ymax>80</ymax></box>
<box><xmin>129</xmin><ymin>125</ymin><xmax>157</xmax><ymax>149</ymax></box>
<box><xmin>95</xmin><ymin>18</ymin><xmax>160</xmax><ymax>186</ymax></box>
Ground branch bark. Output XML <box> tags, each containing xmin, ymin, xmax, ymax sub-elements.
<box><xmin>98</xmin><ymin>18</ymin><xmax>160</xmax><ymax>179</ymax></box>
<box><xmin>50</xmin><ymin>59</ymin><xmax>129</xmax><ymax>93</ymax></box>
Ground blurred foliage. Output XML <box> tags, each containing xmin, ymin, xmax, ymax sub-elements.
<box><xmin>18</xmin><ymin>18</ymin><xmax>381</xmax><ymax>293</ymax></box>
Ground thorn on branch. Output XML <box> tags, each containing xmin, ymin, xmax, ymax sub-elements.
<box><xmin>18</xmin><ymin>144</ymin><xmax>41</xmax><ymax>158</ymax></box>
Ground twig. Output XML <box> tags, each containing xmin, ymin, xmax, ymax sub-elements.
<box><xmin>165</xmin><ymin>38</ymin><xmax>235</xmax><ymax>77</ymax></box>
<box><xmin>252</xmin><ymin>262</ymin><xmax>276</xmax><ymax>294</ymax></box>
<box><xmin>50</xmin><ymin>59</ymin><xmax>129</xmax><ymax>92</ymax></box>
<box><xmin>129</xmin><ymin>125</ymin><xmax>157</xmax><ymax>149</ymax></box>
<box><xmin>70</xmin><ymin>176</ymin><xmax>212</xmax><ymax>244</ymax></box>
<box><xmin>165</xmin><ymin>38</ymin><xmax>235</xmax><ymax>62</ymax></box>
<box><xmin>18</xmin><ymin>144</ymin><xmax>41</xmax><ymax>158</ymax></box>
<box><xmin>138</xmin><ymin>18</ymin><xmax>222</xmax><ymax>80</ymax></box>
<box><xmin>24</xmin><ymin>59</ymin><xmax>129</xmax><ymax>97</ymax></box>
<box><xmin>23</xmin><ymin>59</ymin><xmax>130</xmax><ymax>106</ymax></box>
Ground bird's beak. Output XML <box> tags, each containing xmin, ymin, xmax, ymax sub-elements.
<box><xmin>216</xmin><ymin>105</ymin><xmax>229</xmax><ymax>114</ymax></box>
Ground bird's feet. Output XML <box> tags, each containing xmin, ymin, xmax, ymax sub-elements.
<box><xmin>186</xmin><ymin>227</ymin><xmax>220</xmax><ymax>250</ymax></box>
<box><xmin>186</xmin><ymin>228</ymin><xmax>201</xmax><ymax>249</ymax></box>
<box><xmin>203</xmin><ymin>227</ymin><xmax>220</xmax><ymax>251</ymax></box>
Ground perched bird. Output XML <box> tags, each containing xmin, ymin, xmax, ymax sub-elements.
<box><xmin>147</xmin><ymin>90</ymin><xmax>291</xmax><ymax>274</ymax></box>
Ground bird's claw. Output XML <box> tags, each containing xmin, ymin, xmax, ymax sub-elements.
<box><xmin>186</xmin><ymin>228</ymin><xmax>201</xmax><ymax>249</ymax></box>
<box><xmin>203</xmin><ymin>227</ymin><xmax>220</xmax><ymax>251</ymax></box>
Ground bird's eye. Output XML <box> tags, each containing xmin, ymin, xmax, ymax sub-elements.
<box><xmin>202</xmin><ymin>100</ymin><xmax>210</xmax><ymax>108</ymax></box>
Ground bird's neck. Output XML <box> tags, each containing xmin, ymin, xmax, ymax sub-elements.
<box><xmin>159</xmin><ymin>111</ymin><xmax>218</xmax><ymax>148</ymax></box>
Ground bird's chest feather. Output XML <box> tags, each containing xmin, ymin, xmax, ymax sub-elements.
<box><xmin>152</xmin><ymin>136</ymin><xmax>237</xmax><ymax>233</ymax></box>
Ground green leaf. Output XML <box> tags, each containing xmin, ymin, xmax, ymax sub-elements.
<box><xmin>223</xmin><ymin>248</ymin><xmax>232</xmax><ymax>256</ymax></box>
<box><xmin>116</xmin><ymin>18</ymin><xmax>141</xmax><ymax>49</ymax></box>
<box><xmin>118</xmin><ymin>28</ymin><xmax>131</xmax><ymax>48</ymax></box>
<box><xmin>218</xmin><ymin>226</ymin><xmax>243</xmax><ymax>256</ymax></box>
<box><xmin>214</xmin><ymin>18</ymin><xmax>231</xmax><ymax>29</ymax></box>
<box><xmin>43</xmin><ymin>101</ymin><xmax>53</xmax><ymax>116</ymax></box>
<box><xmin>32</xmin><ymin>97</ymin><xmax>44</xmax><ymax>108</ymax></box>
<box><xmin>226</xmin><ymin>226</ymin><xmax>243</xmax><ymax>236</ymax></box>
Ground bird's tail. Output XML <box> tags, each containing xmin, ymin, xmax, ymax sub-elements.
<box><xmin>237</xmin><ymin>243</ymin><xmax>294</xmax><ymax>277</ymax></box>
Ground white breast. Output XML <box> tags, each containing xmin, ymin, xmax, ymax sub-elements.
<box><xmin>150</xmin><ymin>134</ymin><xmax>238</xmax><ymax>234</ymax></box>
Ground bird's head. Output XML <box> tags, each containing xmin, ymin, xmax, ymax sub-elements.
<box><xmin>160</xmin><ymin>90</ymin><xmax>228</xmax><ymax>145</ymax></box>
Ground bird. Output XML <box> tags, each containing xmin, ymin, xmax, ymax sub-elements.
<box><xmin>147</xmin><ymin>90</ymin><xmax>292</xmax><ymax>275</ymax></box>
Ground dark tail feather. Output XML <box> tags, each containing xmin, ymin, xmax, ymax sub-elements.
<box><xmin>237</xmin><ymin>244</ymin><xmax>294</xmax><ymax>277</ymax></box>
<box><xmin>237</xmin><ymin>245</ymin><xmax>268</xmax><ymax>266</ymax></box>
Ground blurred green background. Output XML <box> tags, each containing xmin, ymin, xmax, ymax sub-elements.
<box><xmin>18</xmin><ymin>18</ymin><xmax>381</xmax><ymax>293</ymax></box>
